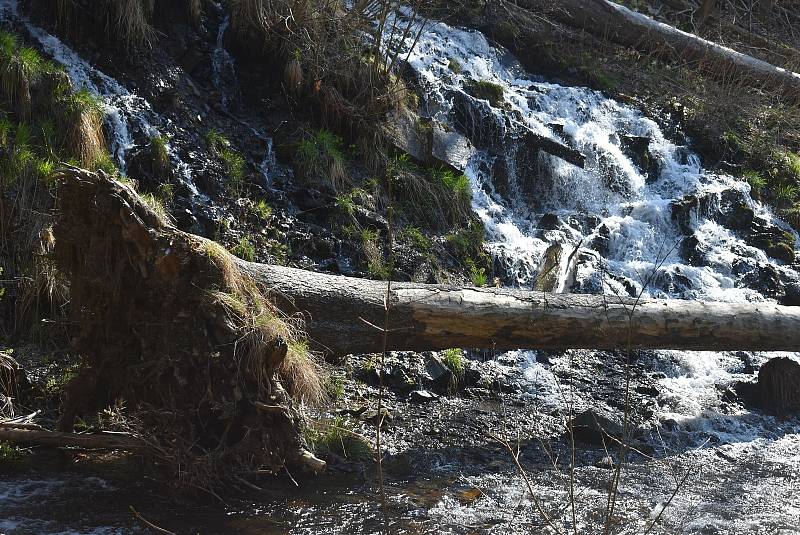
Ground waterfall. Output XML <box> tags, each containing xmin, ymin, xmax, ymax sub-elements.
<box><xmin>211</xmin><ymin>15</ymin><xmax>239</xmax><ymax>109</ymax></box>
<box><xmin>394</xmin><ymin>9</ymin><xmax>800</xmax><ymax>451</ymax></box>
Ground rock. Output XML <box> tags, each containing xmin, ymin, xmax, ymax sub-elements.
<box><xmin>385</xmin><ymin>365</ymin><xmax>416</xmax><ymax>393</ymax></box>
<box><xmin>679</xmin><ymin>235</ymin><xmax>708</xmax><ymax>266</ymax></box>
<box><xmin>362</xmin><ymin>407</ymin><xmax>393</xmax><ymax>427</ymax></box>
<box><xmin>591</xmin><ymin>224</ymin><xmax>611</xmax><ymax>257</ymax></box>
<box><xmin>670</xmin><ymin>195</ymin><xmax>698</xmax><ymax>236</ymax></box>
<box><xmin>567</xmin><ymin>410</ymin><xmax>623</xmax><ymax>446</ymax></box>
<box><xmin>738</xmin><ymin>262</ymin><xmax>783</xmax><ymax>298</ymax></box>
<box><xmin>745</xmin><ymin>222</ymin><xmax>795</xmax><ymax>264</ymax></box>
<box><xmin>464</xmin><ymin>79</ymin><xmax>505</xmax><ymax>107</ymax></box>
<box><xmin>425</xmin><ymin>355</ymin><xmax>456</xmax><ymax>393</ymax></box>
<box><xmin>533</xmin><ymin>243</ymin><xmax>566</xmax><ymax>292</ymax></box>
<box><xmin>539</xmin><ymin>213</ymin><xmax>560</xmax><ymax>231</ymax></box>
<box><xmin>594</xmin><ymin>455</ymin><xmax>615</xmax><ymax>470</ymax></box>
<box><xmin>635</xmin><ymin>384</ymin><xmax>659</xmax><ymax>397</ymax></box>
<box><xmin>734</xmin><ymin>351</ymin><xmax>757</xmax><ymax>375</ymax></box>
<box><xmin>294</xmin><ymin>187</ymin><xmax>329</xmax><ymax>211</ymax></box>
<box><xmin>781</xmin><ymin>282</ymin><xmax>800</xmax><ymax>306</ymax></box>
<box><xmin>652</xmin><ymin>267</ymin><xmax>694</xmax><ymax>296</ymax></box>
<box><xmin>408</xmin><ymin>389</ymin><xmax>438</xmax><ymax>403</ymax></box>
<box><xmin>455</xmin><ymin>486</ymin><xmax>483</xmax><ymax>505</ymax></box>
<box><xmin>756</xmin><ymin>357</ymin><xmax>800</xmax><ymax>413</ymax></box>
<box><xmin>620</xmin><ymin>134</ymin><xmax>659</xmax><ymax>182</ymax></box>
<box><xmin>463</xmin><ymin>364</ymin><xmax>483</xmax><ymax>388</ymax></box>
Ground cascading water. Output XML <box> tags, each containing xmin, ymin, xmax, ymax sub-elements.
<box><xmin>211</xmin><ymin>15</ymin><xmax>239</xmax><ymax>110</ymax></box>
<box><xmin>393</xmin><ymin>16</ymin><xmax>800</xmax><ymax>532</ymax></box>
<box><xmin>1</xmin><ymin>0</ymin><xmax>798</xmax><ymax>530</ymax></box>
<box><xmin>0</xmin><ymin>0</ymin><xmax>200</xmax><ymax>195</ymax></box>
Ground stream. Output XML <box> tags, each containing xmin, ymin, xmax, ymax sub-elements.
<box><xmin>1</xmin><ymin>2</ymin><xmax>799</xmax><ymax>534</ymax></box>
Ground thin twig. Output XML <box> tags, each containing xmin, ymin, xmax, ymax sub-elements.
<box><xmin>129</xmin><ymin>506</ymin><xmax>176</xmax><ymax>535</ymax></box>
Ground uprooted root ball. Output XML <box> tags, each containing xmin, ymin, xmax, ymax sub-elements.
<box><xmin>52</xmin><ymin>167</ymin><xmax>325</xmax><ymax>490</ymax></box>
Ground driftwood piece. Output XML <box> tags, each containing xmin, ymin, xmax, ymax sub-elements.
<box><xmin>0</xmin><ymin>423</ymin><xmax>144</xmax><ymax>450</ymax></box>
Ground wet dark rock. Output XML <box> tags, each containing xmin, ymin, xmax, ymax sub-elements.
<box><xmin>756</xmin><ymin>357</ymin><xmax>800</xmax><ymax>413</ymax></box>
<box><xmin>425</xmin><ymin>356</ymin><xmax>456</xmax><ymax>393</ymax></box>
<box><xmin>567</xmin><ymin>410</ymin><xmax>623</xmax><ymax>445</ymax></box>
<box><xmin>745</xmin><ymin>222</ymin><xmax>795</xmax><ymax>264</ymax></box>
<box><xmin>671</xmin><ymin>189</ymin><xmax>795</xmax><ymax>263</ymax></box>
<box><xmin>679</xmin><ymin>235</ymin><xmax>708</xmax><ymax>266</ymax></box>
<box><xmin>734</xmin><ymin>351</ymin><xmax>757</xmax><ymax>375</ymax></box>
<box><xmin>635</xmin><ymin>385</ymin><xmax>659</xmax><ymax>397</ymax></box>
<box><xmin>463</xmin><ymin>364</ymin><xmax>483</xmax><ymax>388</ymax></box>
<box><xmin>353</xmin><ymin>205</ymin><xmax>389</xmax><ymax>232</ymax></box>
<box><xmin>386</xmin><ymin>365</ymin><xmax>416</xmax><ymax>393</ymax></box>
<box><xmin>671</xmin><ymin>195</ymin><xmax>698</xmax><ymax>236</ymax></box>
<box><xmin>737</xmin><ymin>262</ymin><xmax>783</xmax><ymax>298</ymax></box>
<box><xmin>294</xmin><ymin>188</ymin><xmax>330</xmax><ymax>211</ymax></box>
<box><xmin>620</xmin><ymin>134</ymin><xmax>659</xmax><ymax>182</ymax></box>
<box><xmin>591</xmin><ymin>224</ymin><xmax>611</xmax><ymax>257</ymax></box>
<box><xmin>652</xmin><ymin>267</ymin><xmax>694</xmax><ymax>296</ymax></box>
<box><xmin>409</xmin><ymin>390</ymin><xmax>439</xmax><ymax>403</ymax></box>
<box><xmin>570</xmin><ymin>250</ymin><xmax>605</xmax><ymax>294</ymax></box>
<box><xmin>781</xmin><ymin>282</ymin><xmax>800</xmax><ymax>306</ymax></box>
<box><xmin>539</xmin><ymin>213</ymin><xmax>560</xmax><ymax>231</ymax></box>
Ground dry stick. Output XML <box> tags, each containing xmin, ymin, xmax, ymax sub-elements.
<box><xmin>374</xmin><ymin>160</ymin><xmax>395</xmax><ymax>534</ymax></box>
<box><xmin>567</xmin><ymin>350</ymin><xmax>578</xmax><ymax>535</ymax></box>
<box><xmin>643</xmin><ymin>466</ymin><xmax>695</xmax><ymax>534</ymax></box>
<box><xmin>129</xmin><ymin>506</ymin><xmax>176</xmax><ymax>535</ymax></box>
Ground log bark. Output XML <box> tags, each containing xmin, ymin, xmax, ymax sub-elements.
<box><xmin>520</xmin><ymin>0</ymin><xmax>800</xmax><ymax>97</ymax></box>
<box><xmin>241</xmin><ymin>262</ymin><xmax>800</xmax><ymax>355</ymax></box>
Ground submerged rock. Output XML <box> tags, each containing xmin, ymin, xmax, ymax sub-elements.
<box><xmin>567</xmin><ymin>410</ymin><xmax>623</xmax><ymax>446</ymax></box>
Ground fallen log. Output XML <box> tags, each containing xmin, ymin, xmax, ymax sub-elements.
<box><xmin>0</xmin><ymin>423</ymin><xmax>145</xmax><ymax>450</ymax></box>
<box><xmin>243</xmin><ymin>263</ymin><xmax>800</xmax><ymax>355</ymax></box>
<box><xmin>54</xmin><ymin>168</ymin><xmax>800</xmax><ymax>361</ymax></box>
<box><xmin>519</xmin><ymin>0</ymin><xmax>800</xmax><ymax>97</ymax></box>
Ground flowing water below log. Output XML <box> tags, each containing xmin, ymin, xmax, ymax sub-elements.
<box><xmin>1</xmin><ymin>2</ymin><xmax>800</xmax><ymax>534</ymax></box>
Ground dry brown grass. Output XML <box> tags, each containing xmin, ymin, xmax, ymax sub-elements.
<box><xmin>111</xmin><ymin>0</ymin><xmax>155</xmax><ymax>49</ymax></box>
<box><xmin>201</xmin><ymin>240</ymin><xmax>325</xmax><ymax>405</ymax></box>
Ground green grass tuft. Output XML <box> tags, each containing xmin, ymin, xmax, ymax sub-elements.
<box><xmin>295</xmin><ymin>129</ymin><xmax>348</xmax><ymax>192</ymax></box>
<box><xmin>231</xmin><ymin>236</ymin><xmax>256</xmax><ymax>261</ymax></box>
<box><xmin>441</xmin><ymin>348</ymin><xmax>465</xmax><ymax>379</ymax></box>
<box><xmin>398</xmin><ymin>226</ymin><xmax>431</xmax><ymax>254</ymax></box>
<box><xmin>307</xmin><ymin>417</ymin><xmax>373</xmax><ymax>462</ymax></box>
<box><xmin>220</xmin><ymin>149</ymin><xmax>246</xmax><ymax>194</ymax></box>
<box><xmin>464</xmin><ymin>80</ymin><xmax>504</xmax><ymax>106</ymax></box>
<box><xmin>91</xmin><ymin>153</ymin><xmax>120</xmax><ymax>175</ymax></box>
<box><xmin>252</xmin><ymin>199</ymin><xmax>272</xmax><ymax>220</ymax></box>
<box><xmin>149</xmin><ymin>134</ymin><xmax>170</xmax><ymax>174</ymax></box>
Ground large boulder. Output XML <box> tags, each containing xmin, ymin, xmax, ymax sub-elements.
<box><xmin>756</xmin><ymin>357</ymin><xmax>800</xmax><ymax>413</ymax></box>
